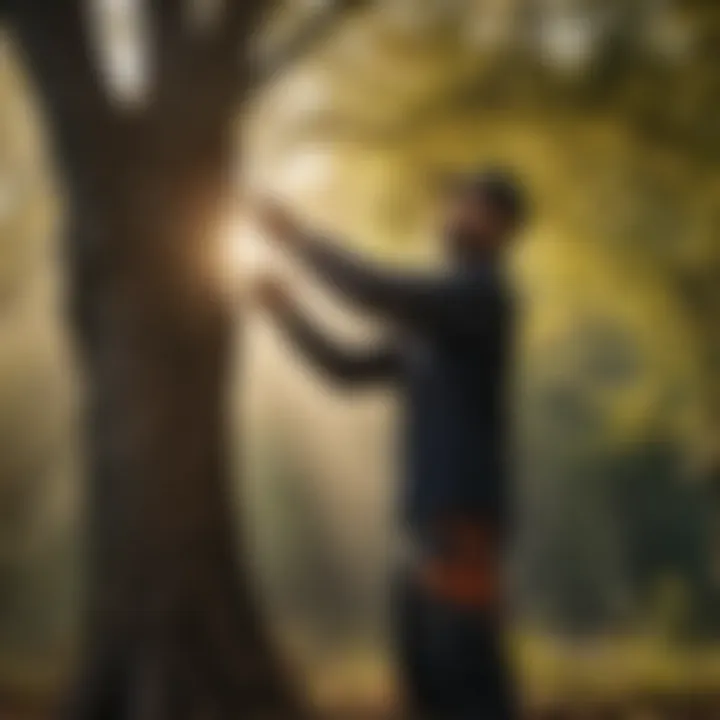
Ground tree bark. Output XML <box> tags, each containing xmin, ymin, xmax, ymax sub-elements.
<box><xmin>5</xmin><ymin>1</ymin><xmax>306</xmax><ymax>718</ymax></box>
<box><xmin>63</xmin><ymin>136</ymin><xmax>303</xmax><ymax>720</ymax></box>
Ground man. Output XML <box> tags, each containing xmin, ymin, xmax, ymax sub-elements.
<box><xmin>255</xmin><ymin>169</ymin><xmax>526</xmax><ymax>720</ymax></box>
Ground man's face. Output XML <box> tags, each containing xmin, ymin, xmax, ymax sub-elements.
<box><xmin>442</xmin><ymin>190</ymin><xmax>513</xmax><ymax>260</ymax></box>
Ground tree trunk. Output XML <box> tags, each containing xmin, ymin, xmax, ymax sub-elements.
<box><xmin>5</xmin><ymin>2</ymin><xmax>305</xmax><ymax>718</ymax></box>
<box><xmin>66</xmin><ymin>142</ymin><xmax>301</xmax><ymax>720</ymax></box>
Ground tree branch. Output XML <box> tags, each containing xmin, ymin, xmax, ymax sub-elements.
<box><xmin>193</xmin><ymin>0</ymin><xmax>367</xmax><ymax>121</ymax></box>
<box><xmin>6</xmin><ymin>0</ymin><xmax>112</xmax><ymax>154</ymax></box>
<box><xmin>184</xmin><ymin>0</ymin><xmax>269</xmax><ymax>116</ymax></box>
<box><xmin>253</xmin><ymin>0</ymin><xmax>369</xmax><ymax>92</ymax></box>
<box><xmin>149</xmin><ymin>0</ymin><xmax>186</xmax><ymax>77</ymax></box>
<box><xmin>221</xmin><ymin>0</ymin><xmax>269</xmax><ymax>50</ymax></box>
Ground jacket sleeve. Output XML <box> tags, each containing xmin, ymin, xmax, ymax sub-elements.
<box><xmin>292</xmin><ymin>235</ymin><xmax>500</xmax><ymax>336</ymax></box>
<box><xmin>274</xmin><ymin>301</ymin><xmax>402</xmax><ymax>388</ymax></box>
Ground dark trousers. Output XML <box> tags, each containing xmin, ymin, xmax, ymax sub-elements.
<box><xmin>394</xmin><ymin>570</ymin><xmax>516</xmax><ymax>720</ymax></box>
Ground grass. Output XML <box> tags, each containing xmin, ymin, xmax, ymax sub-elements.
<box><xmin>304</xmin><ymin>632</ymin><xmax>720</xmax><ymax>713</ymax></box>
<box><xmin>517</xmin><ymin>633</ymin><xmax>720</xmax><ymax>704</ymax></box>
<box><xmin>5</xmin><ymin>634</ymin><xmax>720</xmax><ymax>718</ymax></box>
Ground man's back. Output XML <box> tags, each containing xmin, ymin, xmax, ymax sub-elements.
<box><xmin>397</xmin><ymin>263</ymin><xmax>512</xmax><ymax>532</ymax></box>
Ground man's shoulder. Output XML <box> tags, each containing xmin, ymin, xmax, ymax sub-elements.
<box><xmin>461</xmin><ymin>263</ymin><xmax>510</xmax><ymax>302</ymax></box>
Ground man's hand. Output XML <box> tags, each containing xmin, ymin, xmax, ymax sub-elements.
<box><xmin>255</xmin><ymin>199</ymin><xmax>303</xmax><ymax>248</ymax></box>
<box><xmin>254</xmin><ymin>276</ymin><xmax>291</xmax><ymax>314</ymax></box>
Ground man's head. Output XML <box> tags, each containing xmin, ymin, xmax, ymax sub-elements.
<box><xmin>441</xmin><ymin>168</ymin><xmax>528</xmax><ymax>263</ymax></box>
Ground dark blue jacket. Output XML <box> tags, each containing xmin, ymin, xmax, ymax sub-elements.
<box><xmin>276</xmin><ymin>235</ymin><xmax>513</xmax><ymax>532</ymax></box>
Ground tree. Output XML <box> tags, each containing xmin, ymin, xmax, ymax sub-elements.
<box><xmin>0</xmin><ymin>1</ymin><xmax>361</xmax><ymax>718</ymax></box>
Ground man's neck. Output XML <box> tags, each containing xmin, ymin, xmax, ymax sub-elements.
<box><xmin>449</xmin><ymin>247</ymin><xmax>499</xmax><ymax>271</ymax></box>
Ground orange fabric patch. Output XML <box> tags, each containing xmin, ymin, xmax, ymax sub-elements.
<box><xmin>419</xmin><ymin>518</ymin><xmax>501</xmax><ymax>611</ymax></box>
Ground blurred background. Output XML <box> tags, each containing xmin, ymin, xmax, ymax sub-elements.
<box><xmin>0</xmin><ymin>0</ymin><xmax>719</xmax><ymax>717</ymax></box>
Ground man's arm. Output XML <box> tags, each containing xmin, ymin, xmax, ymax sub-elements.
<box><xmin>258</xmin><ymin>203</ymin><xmax>500</xmax><ymax>335</ymax></box>
<box><xmin>293</xmin><ymin>235</ymin><xmax>497</xmax><ymax>336</ymax></box>
<box><xmin>261</xmin><ymin>281</ymin><xmax>401</xmax><ymax>388</ymax></box>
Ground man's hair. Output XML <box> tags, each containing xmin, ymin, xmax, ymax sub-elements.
<box><xmin>469</xmin><ymin>168</ymin><xmax>529</xmax><ymax>227</ymax></box>
<box><xmin>477</xmin><ymin>169</ymin><xmax>529</xmax><ymax>226</ymax></box>
<box><xmin>447</xmin><ymin>167</ymin><xmax>529</xmax><ymax>227</ymax></box>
